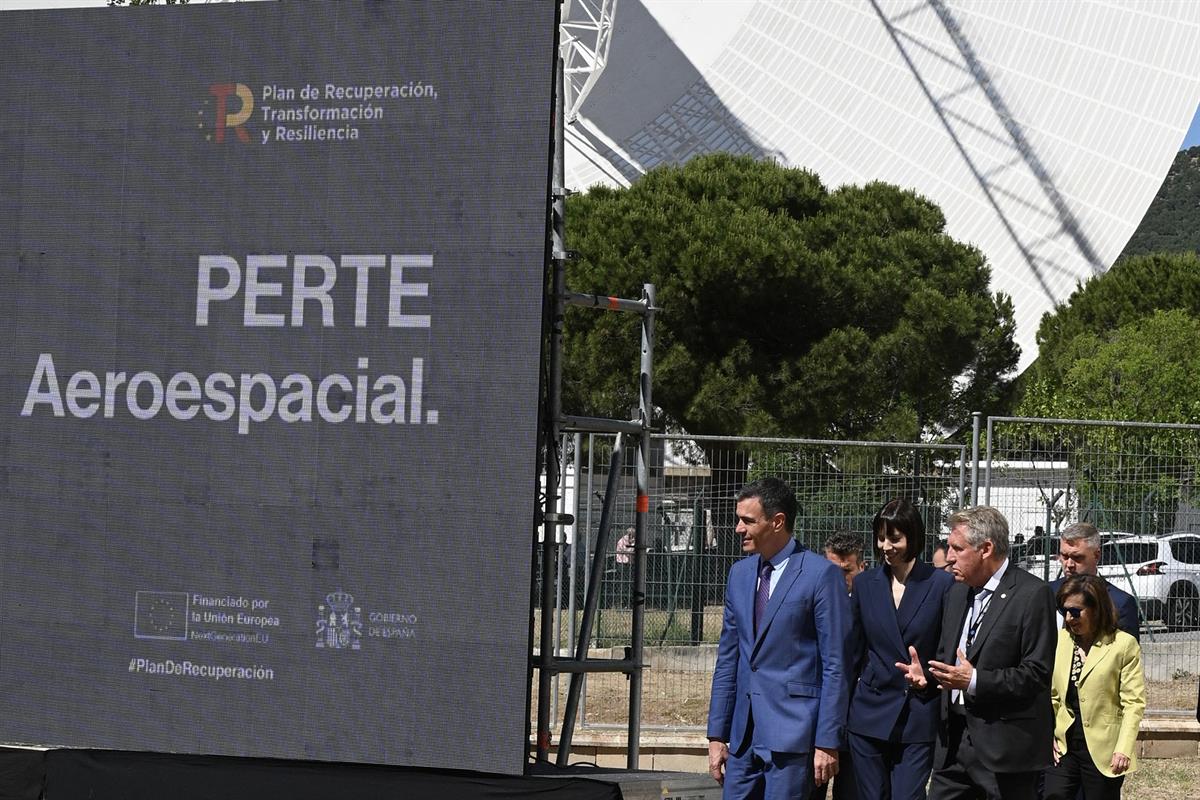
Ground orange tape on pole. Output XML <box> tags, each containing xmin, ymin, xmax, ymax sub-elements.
<box><xmin>636</xmin><ymin>494</ymin><xmax>649</xmax><ymax>513</ymax></box>
<box><xmin>608</xmin><ymin>295</ymin><xmax>619</xmax><ymax>310</ymax></box>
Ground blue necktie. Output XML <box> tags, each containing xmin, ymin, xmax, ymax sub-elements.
<box><xmin>754</xmin><ymin>560</ymin><xmax>774</xmax><ymax>634</ymax></box>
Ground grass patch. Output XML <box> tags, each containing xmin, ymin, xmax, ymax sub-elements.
<box><xmin>1125</xmin><ymin>756</ymin><xmax>1200</xmax><ymax>800</ymax></box>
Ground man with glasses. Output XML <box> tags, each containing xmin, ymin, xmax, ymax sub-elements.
<box><xmin>1051</xmin><ymin>522</ymin><xmax>1140</xmax><ymax>641</ymax></box>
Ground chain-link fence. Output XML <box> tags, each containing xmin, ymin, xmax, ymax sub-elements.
<box><xmin>984</xmin><ymin>417</ymin><xmax>1200</xmax><ymax>713</ymax></box>
<box><xmin>538</xmin><ymin>432</ymin><xmax>967</xmax><ymax>729</ymax></box>
<box><xmin>537</xmin><ymin>419</ymin><xmax>1200</xmax><ymax>732</ymax></box>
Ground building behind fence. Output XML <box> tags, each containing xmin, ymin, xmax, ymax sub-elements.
<box><xmin>538</xmin><ymin>418</ymin><xmax>1200</xmax><ymax>729</ymax></box>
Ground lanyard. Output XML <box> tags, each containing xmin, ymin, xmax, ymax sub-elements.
<box><xmin>965</xmin><ymin>590</ymin><xmax>992</xmax><ymax>648</ymax></box>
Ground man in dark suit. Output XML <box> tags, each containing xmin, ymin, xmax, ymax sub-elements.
<box><xmin>901</xmin><ymin>505</ymin><xmax>1056</xmax><ymax>800</ymax></box>
<box><xmin>808</xmin><ymin>531</ymin><xmax>866</xmax><ymax>800</ymax></box>
<box><xmin>932</xmin><ymin>541</ymin><xmax>951</xmax><ymax>572</ymax></box>
<box><xmin>707</xmin><ymin>478</ymin><xmax>852</xmax><ymax>798</ymax></box>
<box><xmin>1050</xmin><ymin>522</ymin><xmax>1140</xmax><ymax>640</ymax></box>
<box><xmin>823</xmin><ymin>530</ymin><xmax>866</xmax><ymax>594</ymax></box>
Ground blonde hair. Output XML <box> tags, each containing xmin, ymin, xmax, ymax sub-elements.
<box><xmin>946</xmin><ymin>506</ymin><xmax>1010</xmax><ymax>559</ymax></box>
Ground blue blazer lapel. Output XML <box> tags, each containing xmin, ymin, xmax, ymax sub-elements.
<box><xmin>739</xmin><ymin>556</ymin><xmax>759</xmax><ymax>639</ymax></box>
<box><xmin>753</xmin><ymin>543</ymin><xmax>804</xmax><ymax>650</ymax></box>
<box><xmin>864</xmin><ymin>567</ymin><xmax>908</xmax><ymax>656</ymax></box>
<box><xmin>896</xmin><ymin>560</ymin><xmax>936</xmax><ymax>637</ymax></box>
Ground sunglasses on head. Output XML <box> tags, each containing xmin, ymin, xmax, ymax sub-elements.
<box><xmin>1060</xmin><ymin>605</ymin><xmax>1086</xmax><ymax>619</ymax></box>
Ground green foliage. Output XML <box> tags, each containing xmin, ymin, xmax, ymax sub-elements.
<box><xmin>1023</xmin><ymin>309</ymin><xmax>1200</xmax><ymax>423</ymax></box>
<box><xmin>793</xmin><ymin>475</ymin><xmax>880</xmax><ymax>551</ymax></box>
<box><xmin>1029</xmin><ymin>251</ymin><xmax>1200</xmax><ymax>389</ymax></box>
<box><xmin>1018</xmin><ymin>310</ymin><xmax>1200</xmax><ymax>534</ymax></box>
<box><xmin>1016</xmin><ymin>153</ymin><xmax>1200</xmax><ymax>533</ymax></box>
<box><xmin>564</xmin><ymin>153</ymin><xmax>1018</xmax><ymax>442</ymax></box>
<box><xmin>1121</xmin><ymin>147</ymin><xmax>1200</xmax><ymax>257</ymax></box>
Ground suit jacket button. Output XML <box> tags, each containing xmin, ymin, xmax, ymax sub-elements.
<box><xmin>751</xmin><ymin>665</ymin><xmax>758</xmax><ymax>672</ymax></box>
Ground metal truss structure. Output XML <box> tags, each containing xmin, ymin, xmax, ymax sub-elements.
<box><xmin>560</xmin><ymin>0</ymin><xmax>618</xmax><ymax>123</ymax></box>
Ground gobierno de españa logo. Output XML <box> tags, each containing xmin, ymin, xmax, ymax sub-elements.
<box><xmin>201</xmin><ymin>80</ymin><xmax>438</xmax><ymax>145</ymax></box>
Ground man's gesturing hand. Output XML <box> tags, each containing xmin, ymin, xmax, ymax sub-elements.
<box><xmin>928</xmin><ymin>649</ymin><xmax>973</xmax><ymax>690</ymax></box>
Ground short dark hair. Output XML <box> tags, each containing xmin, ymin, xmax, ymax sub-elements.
<box><xmin>737</xmin><ymin>477</ymin><xmax>798</xmax><ymax>533</ymax></box>
<box><xmin>1056</xmin><ymin>574</ymin><xmax>1118</xmax><ymax>639</ymax></box>
<box><xmin>824</xmin><ymin>530</ymin><xmax>864</xmax><ymax>560</ymax></box>
<box><xmin>932</xmin><ymin>540</ymin><xmax>948</xmax><ymax>555</ymax></box>
<box><xmin>872</xmin><ymin>497</ymin><xmax>926</xmax><ymax>562</ymax></box>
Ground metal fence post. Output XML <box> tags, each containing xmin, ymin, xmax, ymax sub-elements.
<box><xmin>971</xmin><ymin>411</ymin><xmax>981</xmax><ymax>505</ymax></box>
<box><xmin>627</xmin><ymin>283</ymin><xmax>655</xmax><ymax>769</ymax></box>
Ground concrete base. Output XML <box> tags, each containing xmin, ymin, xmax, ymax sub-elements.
<box><xmin>550</xmin><ymin>730</ymin><xmax>710</xmax><ymax>772</ymax></box>
<box><xmin>1138</xmin><ymin>716</ymin><xmax>1200</xmax><ymax>758</ymax></box>
<box><xmin>531</xmin><ymin>766</ymin><xmax>721</xmax><ymax>800</ymax></box>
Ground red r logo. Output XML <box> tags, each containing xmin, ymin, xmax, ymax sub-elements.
<box><xmin>208</xmin><ymin>83</ymin><xmax>254</xmax><ymax>143</ymax></box>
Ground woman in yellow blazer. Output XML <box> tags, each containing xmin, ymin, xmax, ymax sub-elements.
<box><xmin>1045</xmin><ymin>573</ymin><xmax>1145</xmax><ymax>800</ymax></box>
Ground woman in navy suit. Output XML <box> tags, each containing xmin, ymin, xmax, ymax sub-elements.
<box><xmin>846</xmin><ymin>498</ymin><xmax>954</xmax><ymax>800</ymax></box>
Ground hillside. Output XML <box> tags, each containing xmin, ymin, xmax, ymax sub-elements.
<box><xmin>1120</xmin><ymin>146</ymin><xmax>1200</xmax><ymax>257</ymax></box>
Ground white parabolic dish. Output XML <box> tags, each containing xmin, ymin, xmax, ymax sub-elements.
<box><xmin>565</xmin><ymin>0</ymin><xmax>1200</xmax><ymax>368</ymax></box>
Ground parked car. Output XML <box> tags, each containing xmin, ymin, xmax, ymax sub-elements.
<box><xmin>1099</xmin><ymin>533</ymin><xmax>1200</xmax><ymax>632</ymax></box>
<box><xmin>1015</xmin><ymin>534</ymin><xmax>1060</xmax><ymax>581</ymax></box>
<box><xmin>1017</xmin><ymin>530</ymin><xmax>1138</xmax><ymax>582</ymax></box>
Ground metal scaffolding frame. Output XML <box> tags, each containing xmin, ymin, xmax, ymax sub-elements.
<box><xmin>560</xmin><ymin>0</ymin><xmax>619</xmax><ymax>123</ymax></box>
<box><xmin>534</xmin><ymin>2</ymin><xmax>654</xmax><ymax>769</ymax></box>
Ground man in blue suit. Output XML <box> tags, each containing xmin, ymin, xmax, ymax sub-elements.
<box><xmin>1050</xmin><ymin>522</ymin><xmax>1140</xmax><ymax>640</ymax></box>
<box><xmin>707</xmin><ymin>478</ymin><xmax>852</xmax><ymax>798</ymax></box>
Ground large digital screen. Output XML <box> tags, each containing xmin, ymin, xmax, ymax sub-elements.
<box><xmin>0</xmin><ymin>0</ymin><xmax>554</xmax><ymax>774</ymax></box>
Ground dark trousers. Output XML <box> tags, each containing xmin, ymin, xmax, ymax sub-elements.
<box><xmin>806</xmin><ymin>748</ymin><xmax>854</xmax><ymax>800</ymax></box>
<box><xmin>1042</xmin><ymin>748</ymin><xmax>1124</xmax><ymax>800</ymax></box>
<box><xmin>847</xmin><ymin>731</ymin><xmax>933</xmax><ymax>800</ymax></box>
<box><xmin>928</xmin><ymin>712</ymin><xmax>1039</xmax><ymax>800</ymax></box>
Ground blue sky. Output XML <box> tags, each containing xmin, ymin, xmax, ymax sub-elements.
<box><xmin>1182</xmin><ymin>103</ymin><xmax>1200</xmax><ymax>149</ymax></box>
